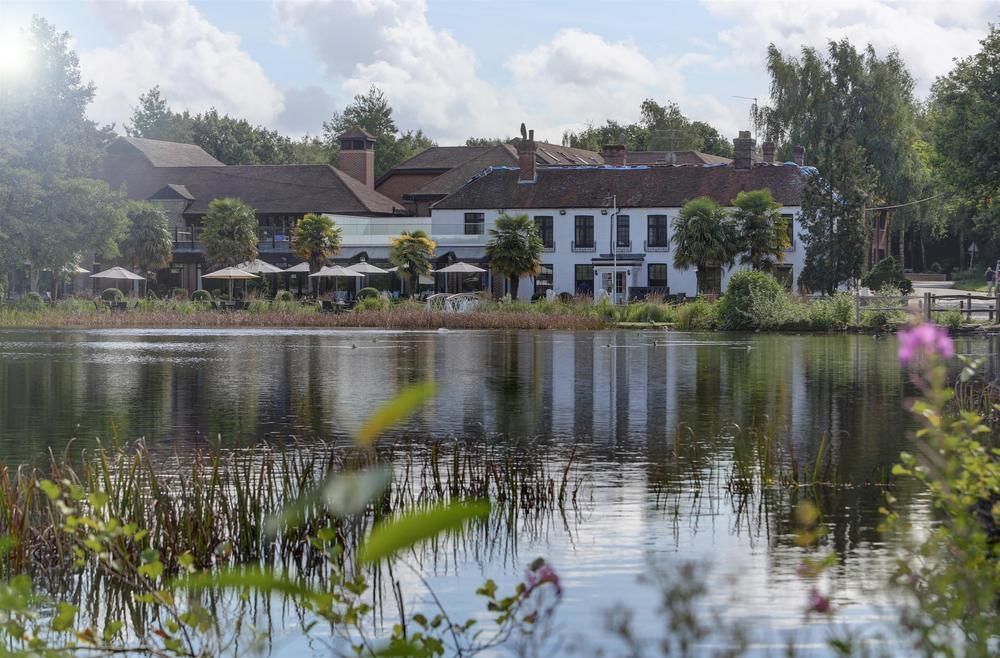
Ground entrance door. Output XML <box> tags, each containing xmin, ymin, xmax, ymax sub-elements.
<box><xmin>600</xmin><ymin>270</ymin><xmax>628</xmax><ymax>303</ymax></box>
<box><xmin>615</xmin><ymin>271</ymin><xmax>627</xmax><ymax>304</ymax></box>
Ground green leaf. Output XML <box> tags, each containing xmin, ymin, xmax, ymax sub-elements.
<box><xmin>51</xmin><ymin>603</ymin><xmax>77</xmax><ymax>632</ymax></box>
<box><xmin>356</xmin><ymin>383</ymin><xmax>436</xmax><ymax>447</ymax></box>
<box><xmin>39</xmin><ymin>480</ymin><xmax>61</xmax><ymax>500</ymax></box>
<box><xmin>173</xmin><ymin>567</ymin><xmax>320</xmax><ymax>599</ymax></box>
<box><xmin>360</xmin><ymin>501</ymin><xmax>490</xmax><ymax>565</ymax></box>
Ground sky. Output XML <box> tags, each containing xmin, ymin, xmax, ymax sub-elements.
<box><xmin>2</xmin><ymin>0</ymin><xmax>997</xmax><ymax>145</ymax></box>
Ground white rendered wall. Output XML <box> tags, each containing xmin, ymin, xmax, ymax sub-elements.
<box><xmin>431</xmin><ymin>206</ymin><xmax>804</xmax><ymax>299</ymax></box>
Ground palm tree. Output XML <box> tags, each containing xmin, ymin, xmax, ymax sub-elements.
<box><xmin>292</xmin><ymin>213</ymin><xmax>342</xmax><ymax>272</ymax></box>
<box><xmin>672</xmin><ymin>196</ymin><xmax>740</xmax><ymax>295</ymax></box>
<box><xmin>389</xmin><ymin>230</ymin><xmax>436</xmax><ymax>296</ymax></box>
<box><xmin>731</xmin><ymin>189</ymin><xmax>788</xmax><ymax>271</ymax></box>
<box><xmin>485</xmin><ymin>213</ymin><xmax>543</xmax><ymax>299</ymax></box>
<box><xmin>200</xmin><ymin>198</ymin><xmax>258</xmax><ymax>268</ymax></box>
<box><xmin>120</xmin><ymin>201</ymin><xmax>173</xmax><ymax>279</ymax></box>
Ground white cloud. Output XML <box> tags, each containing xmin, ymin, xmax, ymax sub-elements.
<box><xmin>81</xmin><ymin>0</ymin><xmax>283</xmax><ymax>129</ymax></box>
<box><xmin>504</xmin><ymin>29</ymin><xmax>744</xmax><ymax>142</ymax></box>
<box><xmin>274</xmin><ymin>0</ymin><xmax>509</xmax><ymax>143</ymax></box>
<box><xmin>702</xmin><ymin>0</ymin><xmax>996</xmax><ymax>95</ymax></box>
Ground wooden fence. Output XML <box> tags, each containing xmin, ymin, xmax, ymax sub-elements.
<box><xmin>854</xmin><ymin>291</ymin><xmax>1000</xmax><ymax>323</ymax></box>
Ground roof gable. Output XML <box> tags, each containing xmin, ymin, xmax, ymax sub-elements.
<box><xmin>113</xmin><ymin>136</ymin><xmax>224</xmax><ymax>167</ymax></box>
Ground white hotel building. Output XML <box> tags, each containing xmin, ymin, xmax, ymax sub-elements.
<box><xmin>427</xmin><ymin>132</ymin><xmax>810</xmax><ymax>301</ymax></box>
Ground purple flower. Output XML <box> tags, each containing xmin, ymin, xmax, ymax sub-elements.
<box><xmin>897</xmin><ymin>323</ymin><xmax>954</xmax><ymax>365</ymax></box>
<box><xmin>807</xmin><ymin>587</ymin><xmax>831</xmax><ymax>614</ymax></box>
<box><xmin>523</xmin><ymin>559</ymin><xmax>562</xmax><ymax>598</ymax></box>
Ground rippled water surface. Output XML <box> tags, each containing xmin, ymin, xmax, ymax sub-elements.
<box><xmin>2</xmin><ymin>328</ymin><xmax>996</xmax><ymax>655</ymax></box>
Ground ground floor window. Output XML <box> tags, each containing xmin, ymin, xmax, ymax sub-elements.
<box><xmin>534</xmin><ymin>264</ymin><xmax>553</xmax><ymax>295</ymax></box>
<box><xmin>648</xmin><ymin>263</ymin><xmax>668</xmax><ymax>289</ymax></box>
<box><xmin>575</xmin><ymin>264</ymin><xmax>594</xmax><ymax>295</ymax></box>
<box><xmin>775</xmin><ymin>264</ymin><xmax>793</xmax><ymax>289</ymax></box>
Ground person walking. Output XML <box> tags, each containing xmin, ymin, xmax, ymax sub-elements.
<box><xmin>986</xmin><ymin>266</ymin><xmax>995</xmax><ymax>294</ymax></box>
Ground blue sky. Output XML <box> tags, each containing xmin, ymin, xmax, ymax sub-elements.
<box><xmin>4</xmin><ymin>1</ymin><xmax>997</xmax><ymax>143</ymax></box>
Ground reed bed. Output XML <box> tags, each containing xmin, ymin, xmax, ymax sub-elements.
<box><xmin>0</xmin><ymin>306</ymin><xmax>608</xmax><ymax>330</ymax></box>
<box><xmin>0</xmin><ymin>439</ymin><xmax>582</xmax><ymax>582</ymax></box>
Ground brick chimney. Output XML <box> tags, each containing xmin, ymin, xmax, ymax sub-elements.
<box><xmin>518</xmin><ymin>128</ymin><xmax>537</xmax><ymax>184</ymax></box>
<box><xmin>601</xmin><ymin>143</ymin><xmax>626</xmax><ymax>166</ymax></box>
<box><xmin>792</xmin><ymin>145</ymin><xmax>805</xmax><ymax>166</ymax></box>
<box><xmin>337</xmin><ymin>126</ymin><xmax>376</xmax><ymax>188</ymax></box>
<box><xmin>761</xmin><ymin>141</ymin><xmax>775</xmax><ymax>164</ymax></box>
<box><xmin>733</xmin><ymin>130</ymin><xmax>755</xmax><ymax>170</ymax></box>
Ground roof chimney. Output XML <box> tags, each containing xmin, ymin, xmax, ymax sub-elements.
<box><xmin>517</xmin><ymin>126</ymin><xmax>537</xmax><ymax>184</ymax></box>
<box><xmin>337</xmin><ymin>126</ymin><xmax>376</xmax><ymax>188</ymax></box>
<box><xmin>601</xmin><ymin>143</ymin><xmax>626</xmax><ymax>167</ymax></box>
<box><xmin>792</xmin><ymin>145</ymin><xmax>805</xmax><ymax>166</ymax></box>
<box><xmin>761</xmin><ymin>141</ymin><xmax>775</xmax><ymax>164</ymax></box>
<box><xmin>733</xmin><ymin>130</ymin><xmax>755</xmax><ymax>170</ymax></box>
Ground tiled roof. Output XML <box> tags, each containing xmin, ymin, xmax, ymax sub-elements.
<box><xmin>625</xmin><ymin>151</ymin><xmax>733</xmax><ymax>166</ymax></box>
<box><xmin>404</xmin><ymin>145</ymin><xmax>518</xmax><ymax>199</ymax></box>
<box><xmin>338</xmin><ymin>126</ymin><xmax>376</xmax><ymax>140</ymax></box>
<box><xmin>113</xmin><ymin>164</ymin><xmax>404</xmax><ymax>216</ymax></box>
<box><xmin>432</xmin><ymin>163</ymin><xmax>807</xmax><ymax>210</ymax></box>
<box><xmin>387</xmin><ymin>146</ymin><xmax>498</xmax><ymax>172</ymax></box>
<box><xmin>533</xmin><ymin>143</ymin><xmax>603</xmax><ymax>165</ymax></box>
<box><xmin>113</xmin><ymin>136</ymin><xmax>224</xmax><ymax>167</ymax></box>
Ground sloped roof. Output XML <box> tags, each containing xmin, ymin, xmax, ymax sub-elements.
<box><xmin>112</xmin><ymin>136</ymin><xmax>224</xmax><ymax>167</ymax></box>
<box><xmin>114</xmin><ymin>164</ymin><xmax>404</xmax><ymax>216</ymax></box>
<box><xmin>433</xmin><ymin>163</ymin><xmax>807</xmax><ymax>210</ymax></box>
<box><xmin>625</xmin><ymin>151</ymin><xmax>733</xmax><ymax>166</ymax></box>
<box><xmin>387</xmin><ymin>146</ymin><xmax>497</xmax><ymax>173</ymax></box>
<box><xmin>404</xmin><ymin>145</ymin><xmax>519</xmax><ymax>199</ymax></box>
<box><xmin>533</xmin><ymin>143</ymin><xmax>603</xmax><ymax>165</ymax></box>
<box><xmin>338</xmin><ymin>126</ymin><xmax>376</xmax><ymax>140</ymax></box>
<box><xmin>150</xmin><ymin>183</ymin><xmax>195</xmax><ymax>201</ymax></box>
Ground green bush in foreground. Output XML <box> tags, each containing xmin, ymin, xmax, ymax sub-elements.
<box><xmin>274</xmin><ymin>290</ymin><xmax>294</xmax><ymax>303</ymax></box>
<box><xmin>862</xmin><ymin>256</ymin><xmax>913</xmax><ymax>294</ymax></box>
<box><xmin>674</xmin><ymin>297</ymin><xmax>717</xmax><ymax>330</ymax></box>
<box><xmin>190</xmin><ymin>289</ymin><xmax>211</xmax><ymax>302</ymax></box>
<box><xmin>101</xmin><ymin>288</ymin><xmax>125</xmax><ymax>302</ymax></box>
<box><xmin>355</xmin><ymin>296</ymin><xmax>390</xmax><ymax>312</ymax></box>
<box><xmin>717</xmin><ymin>270</ymin><xmax>789</xmax><ymax>330</ymax></box>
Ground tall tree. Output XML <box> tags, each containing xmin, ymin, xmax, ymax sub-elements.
<box><xmin>120</xmin><ymin>201</ymin><xmax>173</xmax><ymax>280</ymax></box>
<box><xmin>731</xmin><ymin>189</ymin><xmax>789</xmax><ymax>271</ymax></box>
<box><xmin>292</xmin><ymin>213</ymin><xmax>342</xmax><ymax>272</ymax></box>
<box><xmin>126</xmin><ymin>86</ymin><xmax>194</xmax><ymax>143</ymax></box>
<box><xmin>323</xmin><ymin>86</ymin><xmax>436</xmax><ymax>178</ymax></box>
<box><xmin>562</xmin><ymin>99</ymin><xmax>733</xmax><ymax>157</ymax></box>
<box><xmin>798</xmin><ymin>142</ymin><xmax>876</xmax><ymax>294</ymax></box>
<box><xmin>199</xmin><ymin>198</ymin><xmax>258</xmax><ymax>268</ymax></box>
<box><xmin>389</xmin><ymin>230</ymin><xmax>436</xmax><ymax>296</ymax></box>
<box><xmin>761</xmin><ymin>39</ymin><xmax>924</xmax><ymax>271</ymax></box>
<box><xmin>929</xmin><ymin>25</ymin><xmax>1000</xmax><ymax>243</ymax></box>
<box><xmin>485</xmin><ymin>213</ymin><xmax>544</xmax><ymax>299</ymax></box>
<box><xmin>0</xmin><ymin>17</ymin><xmax>126</xmax><ymax>293</ymax></box>
<box><xmin>671</xmin><ymin>197</ymin><xmax>740</xmax><ymax>295</ymax></box>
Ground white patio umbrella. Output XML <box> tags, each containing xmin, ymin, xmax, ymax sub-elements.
<box><xmin>435</xmin><ymin>262</ymin><xmax>486</xmax><ymax>293</ymax></box>
<box><xmin>202</xmin><ymin>266</ymin><xmax>258</xmax><ymax>300</ymax></box>
<box><xmin>309</xmin><ymin>265</ymin><xmax>363</xmax><ymax>295</ymax></box>
<box><xmin>348</xmin><ymin>261</ymin><xmax>388</xmax><ymax>290</ymax></box>
<box><xmin>73</xmin><ymin>266</ymin><xmax>91</xmax><ymax>274</ymax></box>
<box><xmin>236</xmin><ymin>259</ymin><xmax>284</xmax><ymax>274</ymax></box>
<box><xmin>283</xmin><ymin>262</ymin><xmax>312</xmax><ymax>295</ymax></box>
<box><xmin>90</xmin><ymin>266</ymin><xmax>145</xmax><ymax>296</ymax></box>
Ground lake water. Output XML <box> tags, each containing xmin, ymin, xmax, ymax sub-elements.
<box><xmin>2</xmin><ymin>328</ymin><xmax>995</xmax><ymax>655</ymax></box>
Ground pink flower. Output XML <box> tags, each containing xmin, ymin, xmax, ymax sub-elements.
<box><xmin>897</xmin><ymin>323</ymin><xmax>954</xmax><ymax>365</ymax></box>
<box><xmin>807</xmin><ymin>587</ymin><xmax>831</xmax><ymax>614</ymax></box>
<box><xmin>524</xmin><ymin>559</ymin><xmax>562</xmax><ymax>598</ymax></box>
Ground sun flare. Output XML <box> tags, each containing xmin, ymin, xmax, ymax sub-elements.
<box><xmin>0</xmin><ymin>29</ymin><xmax>32</xmax><ymax>79</ymax></box>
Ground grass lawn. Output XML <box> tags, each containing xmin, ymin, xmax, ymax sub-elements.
<box><xmin>951</xmin><ymin>277</ymin><xmax>989</xmax><ymax>292</ymax></box>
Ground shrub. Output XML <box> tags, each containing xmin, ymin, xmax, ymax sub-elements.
<box><xmin>862</xmin><ymin>256</ymin><xmax>913</xmax><ymax>294</ymax></box>
<box><xmin>805</xmin><ymin>292</ymin><xmax>854</xmax><ymax>330</ymax></box>
<box><xmin>191</xmin><ymin>290</ymin><xmax>211</xmax><ymax>302</ymax></box>
<box><xmin>101</xmin><ymin>288</ymin><xmax>125</xmax><ymax>302</ymax></box>
<box><xmin>718</xmin><ymin>270</ymin><xmax>789</xmax><ymax>330</ymax></box>
<box><xmin>934</xmin><ymin>309</ymin><xmax>964</xmax><ymax>331</ymax></box>
<box><xmin>171</xmin><ymin>287</ymin><xmax>188</xmax><ymax>300</ymax></box>
<box><xmin>617</xmin><ymin>302</ymin><xmax>673</xmax><ymax>324</ymax></box>
<box><xmin>674</xmin><ymin>298</ymin><xmax>717</xmax><ymax>330</ymax></box>
<box><xmin>929</xmin><ymin>261</ymin><xmax>942</xmax><ymax>274</ymax></box>
<box><xmin>357</xmin><ymin>287</ymin><xmax>380</xmax><ymax>300</ymax></box>
<box><xmin>274</xmin><ymin>290</ymin><xmax>294</xmax><ymax>303</ymax></box>
<box><xmin>355</xmin><ymin>296</ymin><xmax>390</xmax><ymax>312</ymax></box>
<box><xmin>557</xmin><ymin>292</ymin><xmax>574</xmax><ymax>303</ymax></box>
